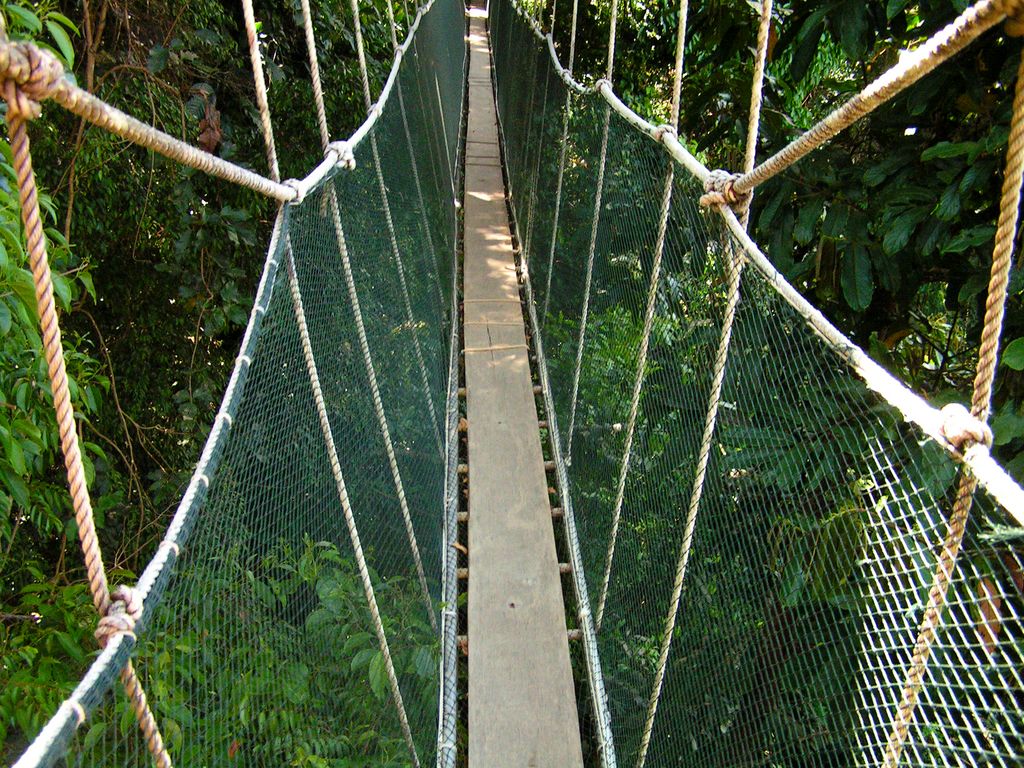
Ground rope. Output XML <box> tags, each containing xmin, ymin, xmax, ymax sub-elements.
<box><xmin>596</xmin><ymin>0</ymin><xmax>689</xmax><ymax>633</ymax></box>
<box><xmin>731</xmin><ymin>0</ymin><xmax>1020</xmax><ymax>197</ymax></box>
<box><xmin>299</xmin><ymin>0</ymin><xmax>331</xmax><ymax>149</ymax></box>
<box><xmin>637</xmin><ymin>2</ymin><xmax>771</xmax><ymax>762</ymax></box>
<box><xmin>541</xmin><ymin>0</ymin><xmax>580</xmax><ymax>324</ymax></box>
<box><xmin>350</xmin><ymin>0</ymin><xmax>445</xmax><ymax>460</ymax></box>
<box><xmin>3</xmin><ymin>53</ymin><xmax>173</xmax><ymax>768</ymax></box>
<box><xmin>565</xmin><ymin>0</ymin><xmax>618</xmax><ymax>459</ymax></box>
<box><xmin>242</xmin><ymin>7</ymin><xmax>424</xmax><ymax>763</ymax></box>
<box><xmin>881</xmin><ymin>40</ymin><xmax>1024</xmax><ymax>768</ymax></box>
<box><xmin>241</xmin><ymin>0</ymin><xmax>280</xmax><ymax>180</ymax></box>
<box><xmin>0</xmin><ymin>40</ymin><xmax>296</xmax><ymax>201</ymax></box>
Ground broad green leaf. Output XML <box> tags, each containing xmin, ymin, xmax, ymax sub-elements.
<box><xmin>808</xmin><ymin>502</ymin><xmax>865</xmax><ymax>600</ymax></box>
<box><xmin>942</xmin><ymin>225</ymin><xmax>995</xmax><ymax>254</ymax></box>
<box><xmin>841</xmin><ymin>246</ymin><xmax>874</xmax><ymax>311</ymax></box>
<box><xmin>148</xmin><ymin>45</ymin><xmax>169</xmax><ymax>74</ymax></box>
<box><xmin>883</xmin><ymin>211</ymin><xmax>921</xmax><ymax>255</ymax></box>
<box><xmin>921</xmin><ymin>141</ymin><xmax>978</xmax><ymax>161</ymax></box>
<box><xmin>368</xmin><ymin>651</ymin><xmax>387</xmax><ymax>700</ymax></box>
<box><xmin>0</xmin><ymin>300</ymin><xmax>11</xmax><ymax>335</ymax></box>
<box><xmin>6</xmin><ymin>6</ymin><xmax>42</xmax><ymax>33</ymax></box>
<box><xmin>1003</xmin><ymin>338</ymin><xmax>1024</xmax><ymax>371</ymax></box>
<box><xmin>45</xmin><ymin>21</ymin><xmax>75</xmax><ymax>68</ymax></box>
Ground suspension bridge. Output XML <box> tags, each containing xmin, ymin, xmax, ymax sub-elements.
<box><xmin>4</xmin><ymin>0</ymin><xmax>1024</xmax><ymax>765</ymax></box>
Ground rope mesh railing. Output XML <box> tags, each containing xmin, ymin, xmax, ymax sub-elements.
<box><xmin>490</xmin><ymin>1</ymin><xmax>1024</xmax><ymax>767</ymax></box>
<box><xmin>10</xmin><ymin>0</ymin><xmax>465</xmax><ymax>764</ymax></box>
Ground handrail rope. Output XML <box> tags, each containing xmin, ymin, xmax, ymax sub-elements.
<box><xmin>565</xmin><ymin>0</ymin><xmax>619</xmax><ymax>460</ymax></box>
<box><xmin>2</xmin><ymin>46</ymin><xmax>173</xmax><ymax>768</ymax></box>
<box><xmin>595</xmin><ymin>0</ymin><xmax>690</xmax><ymax>633</ymax></box>
<box><xmin>881</xmin><ymin>38</ymin><xmax>1024</xmax><ymax>768</ymax></box>
<box><xmin>727</xmin><ymin>0</ymin><xmax>1022</xmax><ymax>200</ymax></box>
<box><xmin>0</xmin><ymin>42</ymin><xmax>296</xmax><ymax>201</ymax></box>
<box><xmin>241</xmin><ymin>5</ymin><xmax>422</xmax><ymax>764</ymax></box>
<box><xmin>352</xmin><ymin>0</ymin><xmax>444</xmax><ymax>468</ymax></box>
<box><xmin>635</xmin><ymin>2</ymin><xmax>772</xmax><ymax>764</ymax></box>
<box><xmin>504</xmin><ymin>0</ymin><xmax>1024</xmax><ymax>520</ymax></box>
<box><xmin>349</xmin><ymin>0</ymin><xmax>441</xmax><ymax>631</ymax></box>
<box><xmin>540</xmin><ymin>0</ymin><xmax>580</xmax><ymax>325</ymax></box>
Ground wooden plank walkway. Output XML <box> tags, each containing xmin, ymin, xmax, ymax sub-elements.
<box><xmin>463</xmin><ymin>3</ymin><xmax>585</xmax><ymax>766</ymax></box>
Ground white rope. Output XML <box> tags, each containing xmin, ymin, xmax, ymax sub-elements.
<box><xmin>635</xmin><ymin>2</ymin><xmax>768</xmax><ymax>763</ymax></box>
<box><xmin>285</xmin><ymin>244</ymin><xmax>421</xmax><ymax>768</ymax></box>
<box><xmin>541</xmin><ymin>0</ymin><xmax>580</xmax><ymax>325</ymax></box>
<box><xmin>299</xmin><ymin>0</ymin><xmax>330</xmax><ymax>149</ymax></box>
<box><xmin>565</xmin><ymin>0</ymin><xmax>618</xmax><ymax>460</ymax></box>
<box><xmin>243</xmin><ymin>4</ymin><xmax>424</xmax><ymax>762</ymax></box>
<box><xmin>596</xmin><ymin>0</ymin><xmax>690</xmax><ymax>633</ymax></box>
<box><xmin>293</xmin><ymin>0</ymin><xmax>438</xmax><ymax>631</ymax></box>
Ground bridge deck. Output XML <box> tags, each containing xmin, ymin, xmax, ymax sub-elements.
<box><xmin>463</xmin><ymin>4</ymin><xmax>585</xmax><ymax>766</ymax></box>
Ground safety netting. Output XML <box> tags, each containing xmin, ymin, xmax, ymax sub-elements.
<box><xmin>489</xmin><ymin>0</ymin><xmax>1024</xmax><ymax>766</ymax></box>
<box><xmin>16</xmin><ymin>0</ymin><xmax>465</xmax><ymax>766</ymax></box>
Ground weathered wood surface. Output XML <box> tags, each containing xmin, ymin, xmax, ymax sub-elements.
<box><xmin>463</xmin><ymin>3</ymin><xmax>585</xmax><ymax>766</ymax></box>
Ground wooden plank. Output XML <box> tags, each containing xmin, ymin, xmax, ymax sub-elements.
<box><xmin>463</xmin><ymin>4</ymin><xmax>585</xmax><ymax>767</ymax></box>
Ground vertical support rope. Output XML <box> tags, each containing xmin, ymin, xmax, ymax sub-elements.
<box><xmin>350</xmin><ymin>0</ymin><xmax>445</xmax><ymax>460</ymax></box>
<box><xmin>541</xmin><ymin>0</ymin><xmax>580</xmax><ymax>324</ymax></box>
<box><xmin>565</xmin><ymin>0</ymin><xmax>619</xmax><ymax>459</ymax></box>
<box><xmin>242</xmin><ymin>5</ymin><xmax>424</xmax><ymax>762</ymax></box>
<box><xmin>299</xmin><ymin>0</ymin><xmax>331</xmax><ymax>150</ymax></box>
<box><xmin>881</xmin><ymin>42</ymin><xmax>1024</xmax><ymax>768</ymax></box>
<box><xmin>635</xmin><ymin>2</ymin><xmax>771</xmax><ymax>764</ymax></box>
<box><xmin>596</xmin><ymin>0</ymin><xmax>690</xmax><ymax>632</ymax></box>
<box><xmin>4</xmin><ymin>63</ymin><xmax>173</xmax><ymax>768</ymax></box>
<box><xmin>296</xmin><ymin>0</ymin><xmax>438</xmax><ymax>630</ymax></box>
<box><xmin>285</xmin><ymin>246</ymin><xmax>422</xmax><ymax>768</ymax></box>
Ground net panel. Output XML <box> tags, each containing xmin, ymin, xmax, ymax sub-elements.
<box><xmin>490</xmin><ymin>1</ymin><xmax>1024</xmax><ymax>766</ymax></box>
<box><xmin>18</xmin><ymin>0</ymin><xmax>465</xmax><ymax>766</ymax></box>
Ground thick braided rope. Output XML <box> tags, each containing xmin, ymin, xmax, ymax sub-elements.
<box><xmin>0</xmin><ymin>41</ymin><xmax>295</xmax><ymax>201</ymax></box>
<box><xmin>3</xmin><ymin>58</ymin><xmax>173</xmax><ymax>768</ymax></box>
<box><xmin>241</xmin><ymin>5</ymin><xmax>423</xmax><ymax>758</ymax></box>
<box><xmin>350</xmin><ymin>0</ymin><xmax>445</xmax><ymax>451</ymax></box>
<box><xmin>349</xmin><ymin>0</ymin><xmax>441</xmax><ymax>628</ymax></box>
<box><xmin>299</xmin><ymin>0</ymin><xmax>331</xmax><ymax>149</ymax></box>
<box><xmin>637</xmin><ymin>3</ymin><xmax>772</xmax><ymax>763</ymax></box>
<box><xmin>285</xmin><ymin>245</ymin><xmax>421</xmax><ymax>768</ymax></box>
<box><xmin>732</xmin><ymin>0</ymin><xmax>1021</xmax><ymax>196</ymax></box>
<box><xmin>596</xmin><ymin>0</ymin><xmax>689</xmax><ymax>632</ymax></box>
<box><xmin>540</xmin><ymin>0</ymin><xmax>580</xmax><ymax>324</ymax></box>
<box><xmin>241</xmin><ymin>0</ymin><xmax>280</xmax><ymax>180</ymax></box>
<box><xmin>565</xmin><ymin>0</ymin><xmax>619</xmax><ymax>459</ymax></box>
<box><xmin>881</xmin><ymin>42</ymin><xmax>1024</xmax><ymax>768</ymax></box>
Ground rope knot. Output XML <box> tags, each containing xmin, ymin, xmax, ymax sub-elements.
<box><xmin>95</xmin><ymin>585</ymin><xmax>143</xmax><ymax>648</ymax></box>
<box><xmin>939</xmin><ymin>403</ymin><xmax>993</xmax><ymax>450</ymax></box>
<box><xmin>699</xmin><ymin>169</ymin><xmax>749</xmax><ymax>208</ymax></box>
<box><xmin>653</xmin><ymin>123</ymin><xmax>676</xmax><ymax>143</ymax></box>
<box><xmin>327</xmin><ymin>140</ymin><xmax>356</xmax><ymax>170</ymax></box>
<box><xmin>0</xmin><ymin>42</ymin><xmax>65</xmax><ymax>120</ymax></box>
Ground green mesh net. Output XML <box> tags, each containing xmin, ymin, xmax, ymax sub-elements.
<box><xmin>489</xmin><ymin>0</ymin><xmax>1024</xmax><ymax>766</ymax></box>
<box><xmin>16</xmin><ymin>0</ymin><xmax>465</xmax><ymax>766</ymax></box>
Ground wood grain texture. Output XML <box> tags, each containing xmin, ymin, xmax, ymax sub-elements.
<box><xmin>463</xmin><ymin>4</ymin><xmax>584</xmax><ymax>766</ymax></box>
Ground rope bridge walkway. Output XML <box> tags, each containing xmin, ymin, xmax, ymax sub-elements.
<box><xmin>2</xmin><ymin>0</ymin><xmax>1024</xmax><ymax>764</ymax></box>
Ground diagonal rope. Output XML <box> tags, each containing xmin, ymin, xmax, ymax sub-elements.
<box><xmin>293</xmin><ymin>0</ymin><xmax>438</xmax><ymax>631</ymax></box>
<box><xmin>881</xmin><ymin>40</ymin><xmax>1024</xmax><ymax>768</ymax></box>
<box><xmin>595</xmin><ymin>0</ymin><xmax>693</xmax><ymax>635</ymax></box>
<box><xmin>635</xmin><ymin>2</ymin><xmax>771</xmax><ymax>763</ymax></box>
<box><xmin>351</xmin><ymin>0</ymin><xmax>445</xmax><ymax>460</ymax></box>
<box><xmin>0</xmin><ymin>41</ymin><xmax>295</xmax><ymax>201</ymax></box>
<box><xmin>541</xmin><ymin>0</ymin><xmax>580</xmax><ymax>325</ymax></box>
<box><xmin>240</xmin><ymin>5</ymin><xmax>423</xmax><ymax>764</ymax></box>
<box><xmin>2</xmin><ymin>47</ymin><xmax>173</xmax><ymax>768</ymax></box>
<box><xmin>565</xmin><ymin>0</ymin><xmax>619</xmax><ymax>460</ymax></box>
<box><xmin>731</xmin><ymin>0</ymin><xmax>1020</xmax><ymax>198</ymax></box>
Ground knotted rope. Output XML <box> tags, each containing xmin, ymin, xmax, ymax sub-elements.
<box><xmin>881</xmin><ymin>32</ymin><xmax>1024</xmax><ymax>768</ymax></box>
<box><xmin>3</xmin><ymin>48</ymin><xmax>173</xmax><ymax>768</ymax></box>
<box><xmin>698</xmin><ymin>168</ymin><xmax>748</xmax><ymax>208</ymax></box>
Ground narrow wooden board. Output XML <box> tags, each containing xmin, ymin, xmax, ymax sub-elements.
<box><xmin>463</xmin><ymin>4</ymin><xmax>585</xmax><ymax>766</ymax></box>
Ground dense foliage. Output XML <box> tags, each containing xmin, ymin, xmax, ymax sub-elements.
<box><xmin>1</xmin><ymin>0</ymin><xmax>1022</xmax><ymax>762</ymax></box>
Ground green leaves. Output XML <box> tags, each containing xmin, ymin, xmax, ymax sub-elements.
<box><xmin>840</xmin><ymin>246</ymin><xmax>873</xmax><ymax>312</ymax></box>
